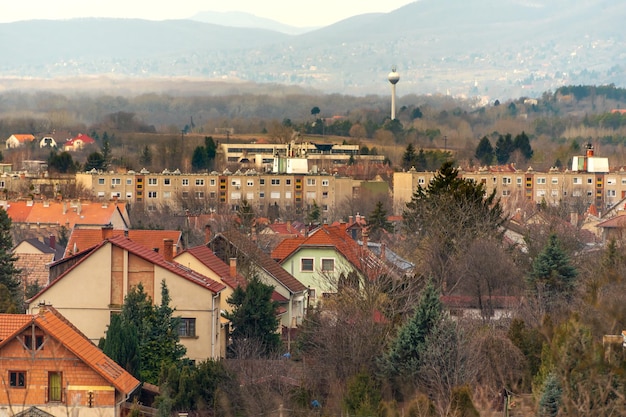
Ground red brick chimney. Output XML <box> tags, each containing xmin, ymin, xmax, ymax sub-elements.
<box><xmin>48</xmin><ymin>234</ymin><xmax>56</xmax><ymax>250</ymax></box>
<box><xmin>229</xmin><ymin>258</ymin><xmax>237</xmax><ymax>278</ymax></box>
<box><xmin>163</xmin><ymin>239</ymin><xmax>174</xmax><ymax>263</ymax></box>
<box><xmin>380</xmin><ymin>243</ymin><xmax>386</xmax><ymax>261</ymax></box>
<box><xmin>102</xmin><ymin>225</ymin><xmax>114</xmax><ymax>240</ymax></box>
<box><xmin>362</xmin><ymin>228</ymin><xmax>369</xmax><ymax>251</ymax></box>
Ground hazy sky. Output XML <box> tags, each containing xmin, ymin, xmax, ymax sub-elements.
<box><xmin>1</xmin><ymin>0</ymin><xmax>417</xmax><ymax>27</ymax></box>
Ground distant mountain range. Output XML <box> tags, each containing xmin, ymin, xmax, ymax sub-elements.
<box><xmin>1</xmin><ymin>0</ymin><xmax>624</xmax><ymax>100</ymax></box>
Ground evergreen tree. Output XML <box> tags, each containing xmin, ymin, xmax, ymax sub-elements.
<box><xmin>223</xmin><ymin>276</ymin><xmax>281</xmax><ymax>357</ymax></box>
<box><xmin>48</xmin><ymin>151</ymin><xmax>78</xmax><ymax>173</ymax></box>
<box><xmin>474</xmin><ymin>136</ymin><xmax>494</xmax><ymax>166</ymax></box>
<box><xmin>495</xmin><ymin>133</ymin><xmax>514</xmax><ymax>164</ymax></box>
<box><xmin>204</xmin><ymin>136</ymin><xmax>217</xmax><ymax>170</ymax></box>
<box><xmin>402</xmin><ymin>143</ymin><xmax>417</xmax><ymax>170</ymax></box>
<box><xmin>84</xmin><ymin>151</ymin><xmax>106</xmax><ymax>171</ymax></box>
<box><xmin>191</xmin><ymin>146</ymin><xmax>208</xmax><ymax>172</ymax></box>
<box><xmin>307</xmin><ymin>201</ymin><xmax>321</xmax><ymax>225</ymax></box>
<box><xmin>538</xmin><ymin>372</ymin><xmax>561</xmax><ymax>417</ymax></box>
<box><xmin>139</xmin><ymin>145</ymin><xmax>152</xmax><ymax>167</ymax></box>
<box><xmin>101</xmin><ymin>139</ymin><xmax>112</xmax><ymax>168</ymax></box>
<box><xmin>513</xmin><ymin>131</ymin><xmax>534</xmax><ymax>160</ymax></box>
<box><xmin>380</xmin><ymin>281</ymin><xmax>444</xmax><ymax>378</ymax></box>
<box><xmin>0</xmin><ymin>207</ymin><xmax>20</xmax><ymax>311</ymax></box>
<box><xmin>367</xmin><ymin>201</ymin><xmax>393</xmax><ymax>241</ymax></box>
<box><xmin>237</xmin><ymin>199</ymin><xmax>255</xmax><ymax>233</ymax></box>
<box><xmin>527</xmin><ymin>234</ymin><xmax>578</xmax><ymax>303</ymax></box>
<box><xmin>100</xmin><ymin>313</ymin><xmax>141</xmax><ymax>377</ymax></box>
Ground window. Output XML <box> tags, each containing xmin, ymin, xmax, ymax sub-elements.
<box><xmin>231</xmin><ymin>180</ymin><xmax>241</xmax><ymax>187</ymax></box>
<box><xmin>418</xmin><ymin>177</ymin><xmax>425</xmax><ymax>184</ymax></box>
<box><xmin>260</xmin><ymin>179</ymin><xmax>265</xmax><ymax>185</ymax></box>
<box><xmin>502</xmin><ymin>177</ymin><xmax>511</xmax><ymax>184</ymax></box>
<box><xmin>322</xmin><ymin>191</ymin><xmax>329</xmax><ymax>199</ymax></box>
<box><xmin>9</xmin><ymin>371</ymin><xmax>26</xmax><ymax>388</ymax></box>
<box><xmin>285</xmin><ymin>191</ymin><xmax>292</xmax><ymax>199</ymax></box>
<box><xmin>608</xmin><ymin>190</ymin><xmax>617</xmax><ymax>197</ymax></box>
<box><xmin>573</xmin><ymin>177</ymin><xmax>582</xmax><ymax>184</ymax></box>
<box><xmin>622</xmin><ymin>178</ymin><xmax>626</xmax><ymax>185</ymax></box>
<box><xmin>182</xmin><ymin>179</ymin><xmax>189</xmax><ymax>186</ymax></box>
<box><xmin>301</xmin><ymin>258</ymin><xmax>314</xmax><ymax>272</ymax></box>
<box><xmin>147</xmin><ymin>205</ymin><xmax>157</xmax><ymax>212</ymax></box>
<box><xmin>182</xmin><ymin>191</ymin><xmax>189</xmax><ymax>198</ymax></box>
<box><xmin>516</xmin><ymin>177</ymin><xmax>522</xmax><ymax>185</ymax></box>
<box><xmin>163</xmin><ymin>191</ymin><xmax>171</xmax><ymax>199</ymax></box>
<box><xmin>98</xmin><ymin>178</ymin><xmax>105</xmax><ymax>185</ymax></box>
<box><xmin>97</xmin><ymin>191</ymin><xmax>105</xmax><ymax>198</ymax></box>
<box><xmin>322</xmin><ymin>204</ymin><xmax>329</xmax><ymax>212</ymax></box>
<box><xmin>322</xmin><ymin>180</ymin><xmax>329</xmax><ymax>186</ymax></box>
<box><xmin>271</xmin><ymin>178</ymin><xmax>280</xmax><ymax>186</ymax></box>
<box><xmin>259</xmin><ymin>192</ymin><xmax>265</xmax><ymax>198</ymax></box>
<box><xmin>231</xmin><ymin>192</ymin><xmax>241</xmax><ymax>200</ymax></box>
<box><xmin>148</xmin><ymin>191</ymin><xmax>157</xmax><ymax>198</ymax></box>
<box><xmin>148</xmin><ymin>178</ymin><xmax>158</xmax><ymax>185</ymax></box>
<box><xmin>321</xmin><ymin>258</ymin><xmax>335</xmax><ymax>272</ymax></box>
<box><xmin>502</xmin><ymin>190</ymin><xmax>511</xmax><ymax>196</ymax></box>
<box><xmin>195</xmin><ymin>191</ymin><xmax>205</xmax><ymax>199</ymax></box>
<box><xmin>246</xmin><ymin>192</ymin><xmax>254</xmax><ymax>200</ymax></box>
<box><xmin>195</xmin><ymin>179</ymin><xmax>205</xmax><ymax>186</ymax></box>
<box><xmin>536</xmin><ymin>177</ymin><xmax>546</xmax><ymax>184</ymax></box>
<box><xmin>536</xmin><ymin>190</ymin><xmax>546</xmax><ymax>197</ymax></box>
<box><xmin>270</xmin><ymin>192</ymin><xmax>280</xmax><ymax>199</ymax></box>
<box><xmin>551</xmin><ymin>190</ymin><xmax>558</xmax><ymax>197</ymax></box>
<box><xmin>111</xmin><ymin>192</ymin><xmax>121</xmax><ymax>199</ymax></box>
<box><xmin>587</xmin><ymin>178</ymin><xmax>593</xmax><ymax>184</ymax></box>
<box><xmin>164</xmin><ymin>178</ymin><xmax>171</xmax><ymax>186</ymax></box>
<box><xmin>306</xmin><ymin>191</ymin><xmax>316</xmax><ymax>199</ymax></box>
<box><xmin>111</xmin><ymin>178</ymin><xmax>121</xmax><ymax>185</ymax></box>
<box><xmin>247</xmin><ymin>180</ymin><xmax>254</xmax><ymax>186</ymax></box>
<box><xmin>178</xmin><ymin>318</ymin><xmax>196</xmax><ymax>338</ymax></box>
<box><xmin>126</xmin><ymin>179</ymin><xmax>133</xmax><ymax>185</ymax></box>
<box><xmin>0</xmin><ymin>181</ymin><xmax>5</xmax><ymax>189</ymax></box>
<box><xmin>607</xmin><ymin>178</ymin><xmax>616</xmax><ymax>185</ymax></box>
<box><xmin>24</xmin><ymin>335</ymin><xmax>44</xmax><ymax>350</ymax></box>
<box><xmin>126</xmin><ymin>192</ymin><xmax>133</xmax><ymax>199</ymax></box>
<box><xmin>285</xmin><ymin>179</ymin><xmax>292</xmax><ymax>186</ymax></box>
<box><xmin>48</xmin><ymin>372</ymin><xmax>62</xmax><ymax>402</ymax></box>
<box><xmin>551</xmin><ymin>178</ymin><xmax>558</xmax><ymax>184</ymax></box>
<box><xmin>210</xmin><ymin>179</ymin><xmax>216</xmax><ymax>186</ymax></box>
<box><xmin>307</xmin><ymin>178</ymin><xmax>316</xmax><ymax>186</ymax></box>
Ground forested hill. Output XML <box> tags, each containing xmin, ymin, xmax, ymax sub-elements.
<box><xmin>1</xmin><ymin>0</ymin><xmax>624</xmax><ymax>99</ymax></box>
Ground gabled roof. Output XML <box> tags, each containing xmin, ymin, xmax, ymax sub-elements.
<box><xmin>210</xmin><ymin>230</ymin><xmax>307</xmax><ymax>294</ymax></box>
<box><xmin>8</xmin><ymin>134</ymin><xmax>36</xmax><ymax>143</ymax></box>
<box><xmin>32</xmin><ymin>235</ymin><xmax>226</xmax><ymax>301</ymax></box>
<box><xmin>4</xmin><ymin>201</ymin><xmax>129</xmax><ymax>229</ymax></box>
<box><xmin>597</xmin><ymin>215</ymin><xmax>626</xmax><ymax>229</ymax></box>
<box><xmin>14</xmin><ymin>406</ymin><xmax>56</xmax><ymax>417</ymax></box>
<box><xmin>16</xmin><ymin>237</ymin><xmax>65</xmax><ymax>260</ymax></box>
<box><xmin>176</xmin><ymin>245</ymin><xmax>246</xmax><ymax>289</ymax></box>
<box><xmin>271</xmin><ymin>237</ymin><xmax>306</xmax><ymax>261</ymax></box>
<box><xmin>66</xmin><ymin>228</ymin><xmax>182</xmax><ymax>258</ymax></box>
<box><xmin>67</xmin><ymin>133</ymin><xmax>96</xmax><ymax>144</ymax></box>
<box><xmin>0</xmin><ymin>306</ymin><xmax>140</xmax><ymax>395</ymax></box>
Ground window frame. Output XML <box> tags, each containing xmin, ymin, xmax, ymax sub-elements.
<box><xmin>178</xmin><ymin>318</ymin><xmax>196</xmax><ymax>338</ymax></box>
<box><xmin>321</xmin><ymin>258</ymin><xmax>335</xmax><ymax>272</ymax></box>
<box><xmin>300</xmin><ymin>258</ymin><xmax>314</xmax><ymax>272</ymax></box>
<box><xmin>9</xmin><ymin>371</ymin><xmax>26</xmax><ymax>388</ymax></box>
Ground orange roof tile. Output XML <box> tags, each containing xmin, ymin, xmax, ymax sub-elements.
<box><xmin>177</xmin><ymin>245</ymin><xmax>246</xmax><ymax>289</ymax></box>
<box><xmin>4</xmin><ymin>201</ymin><xmax>34</xmax><ymax>223</ymax></box>
<box><xmin>11</xmin><ymin>134</ymin><xmax>36</xmax><ymax>143</ymax></box>
<box><xmin>66</xmin><ymin>228</ymin><xmax>182</xmax><ymax>258</ymax></box>
<box><xmin>271</xmin><ymin>237</ymin><xmax>306</xmax><ymax>261</ymax></box>
<box><xmin>0</xmin><ymin>307</ymin><xmax>140</xmax><ymax>395</ymax></box>
<box><xmin>7</xmin><ymin>201</ymin><xmax>127</xmax><ymax>229</ymax></box>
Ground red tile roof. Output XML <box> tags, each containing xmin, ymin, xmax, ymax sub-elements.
<box><xmin>177</xmin><ymin>245</ymin><xmax>246</xmax><ymax>289</ymax></box>
<box><xmin>271</xmin><ymin>237</ymin><xmax>305</xmax><ymax>261</ymax></box>
<box><xmin>66</xmin><ymin>228</ymin><xmax>182</xmax><ymax>258</ymax></box>
<box><xmin>15</xmin><ymin>253</ymin><xmax>55</xmax><ymax>287</ymax></box>
<box><xmin>5</xmin><ymin>201</ymin><xmax>128</xmax><ymax>229</ymax></box>
<box><xmin>67</xmin><ymin>133</ymin><xmax>96</xmax><ymax>144</ymax></box>
<box><xmin>0</xmin><ymin>306</ymin><xmax>140</xmax><ymax>395</ymax></box>
<box><xmin>597</xmin><ymin>215</ymin><xmax>626</xmax><ymax>229</ymax></box>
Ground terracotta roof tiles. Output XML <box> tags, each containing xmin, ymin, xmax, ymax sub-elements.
<box><xmin>66</xmin><ymin>228</ymin><xmax>182</xmax><ymax>258</ymax></box>
<box><xmin>178</xmin><ymin>245</ymin><xmax>246</xmax><ymax>289</ymax></box>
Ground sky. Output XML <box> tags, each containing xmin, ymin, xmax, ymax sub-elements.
<box><xmin>1</xmin><ymin>0</ymin><xmax>417</xmax><ymax>27</ymax></box>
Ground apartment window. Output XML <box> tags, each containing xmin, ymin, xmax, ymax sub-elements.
<box><xmin>195</xmin><ymin>179</ymin><xmax>205</xmax><ymax>186</ymax></box>
<box><xmin>259</xmin><ymin>192</ymin><xmax>265</xmax><ymax>198</ymax></box>
<box><xmin>516</xmin><ymin>177</ymin><xmax>522</xmax><ymax>185</ymax></box>
<box><xmin>573</xmin><ymin>177</ymin><xmax>582</xmax><ymax>184</ymax></box>
<box><xmin>551</xmin><ymin>190</ymin><xmax>558</xmax><ymax>197</ymax></box>
<box><xmin>126</xmin><ymin>179</ymin><xmax>133</xmax><ymax>185</ymax></box>
<box><xmin>271</xmin><ymin>192</ymin><xmax>280</xmax><ymax>199</ymax></box>
<box><xmin>246</xmin><ymin>192</ymin><xmax>254</xmax><ymax>200</ymax></box>
<box><xmin>182</xmin><ymin>179</ymin><xmax>189</xmax><ymax>186</ymax></box>
<box><xmin>307</xmin><ymin>178</ymin><xmax>316</xmax><ymax>186</ymax></box>
<box><xmin>178</xmin><ymin>318</ymin><xmax>196</xmax><ymax>338</ymax></box>
<box><xmin>260</xmin><ymin>179</ymin><xmax>265</xmax><ymax>185</ymax></box>
<box><xmin>111</xmin><ymin>178</ymin><xmax>121</xmax><ymax>185</ymax></box>
<box><xmin>536</xmin><ymin>177</ymin><xmax>546</xmax><ymax>184</ymax></box>
<box><xmin>536</xmin><ymin>190</ymin><xmax>546</xmax><ymax>197</ymax></box>
<box><xmin>608</xmin><ymin>190</ymin><xmax>617</xmax><ymax>197</ymax></box>
<box><xmin>164</xmin><ymin>178</ymin><xmax>171</xmax><ymax>186</ymax></box>
<box><xmin>210</xmin><ymin>192</ymin><xmax>216</xmax><ymax>199</ymax></box>
<box><xmin>271</xmin><ymin>179</ymin><xmax>280</xmax><ymax>186</ymax></box>
<box><xmin>322</xmin><ymin>204</ymin><xmax>329</xmax><ymax>212</ymax></box>
<box><xmin>98</xmin><ymin>178</ymin><xmax>105</xmax><ymax>185</ymax></box>
<box><xmin>306</xmin><ymin>191</ymin><xmax>316</xmax><ymax>199</ymax></box>
<box><xmin>195</xmin><ymin>191</ymin><xmax>205</xmax><ymax>199</ymax></box>
<box><xmin>111</xmin><ymin>192</ymin><xmax>121</xmax><ymax>199</ymax></box>
<box><xmin>247</xmin><ymin>180</ymin><xmax>254</xmax><ymax>186</ymax></box>
<box><xmin>321</xmin><ymin>258</ymin><xmax>335</xmax><ymax>272</ymax></box>
<box><xmin>286</xmin><ymin>179</ymin><xmax>292</xmax><ymax>186</ymax></box>
<box><xmin>9</xmin><ymin>371</ymin><xmax>26</xmax><ymax>388</ymax></box>
<box><xmin>231</xmin><ymin>192</ymin><xmax>241</xmax><ymax>200</ymax></box>
<box><xmin>502</xmin><ymin>190</ymin><xmax>511</xmax><ymax>196</ymax></box>
<box><xmin>551</xmin><ymin>178</ymin><xmax>558</xmax><ymax>184</ymax></box>
<box><xmin>285</xmin><ymin>191</ymin><xmax>292</xmax><ymax>199</ymax></box>
<box><xmin>182</xmin><ymin>191</ymin><xmax>189</xmax><ymax>198</ymax></box>
<box><xmin>621</xmin><ymin>178</ymin><xmax>626</xmax><ymax>185</ymax></box>
<box><xmin>163</xmin><ymin>191</ymin><xmax>171</xmax><ymax>199</ymax></box>
<box><xmin>587</xmin><ymin>191</ymin><xmax>593</xmax><ymax>197</ymax></box>
<box><xmin>147</xmin><ymin>205</ymin><xmax>157</xmax><ymax>212</ymax></box>
<box><xmin>502</xmin><ymin>177</ymin><xmax>511</xmax><ymax>185</ymax></box>
<box><xmin>48</xmin><ymin>372</ymin><xmax>62</xmax><ymax>402</ymax></box>
<box><xmin>607</xmin><ymin>178</ymin><xmax>616</xmax><ymax>185</ymax></box>
<box><xmin>148</xmin><ymin>178</ymin><xmax>158</xmax><ymax>185</ymax></box>
<box><xmin>573</xmin><ymin>190</ymin><xmax>582</xmax><ymax>197</ymax></box>
<box><xmin>301</xmin><ymin>258</ymin><xmax>314</xmax><ymax>272</ymax></box>
<box><xmin>210</xmin><ymin>179</ymin><xmax>216</xmax><ymax>186</ymax></box>
<box><xmin>0</xmin><ymin>181</ymin><xmax>5</xmax><ymax>189</ymax></box>
<box><xmin>322</xmin><ymin>191</ymin><xmax>329</xmax><ymax>199</ymax></box>
<box><xmin>587</xmin><ymin>178</ymin><xmax>593</xmax><ymax>184</ymax></box>
<box><xmin>148</xmin><ymin>191</ymin><xmax>157</xmax><ymax>198</ymax></box>
<box><xmin>418</xmin><ymin>177</ymin><xmax>425</xmax><ymax>184</ymax></box>
<box><xmin>322</xmin><ymin>180</ymin><xmax>329</xmax><ymax>186</ymax></box>
<box><xmin>97</xmin><ymin>191</ymin><xmax>105</xmax><ymax>198</ymax></box>
<box><xmin>126</xmin><ymin>192</ymin><xmax>133</xmax><ymax>199</ymax></box>
<box><xmin>231</xmin><ymin>180</ymin><xmax>241</xmax><ymax>187</ymax></box>
<box><xmin>24</xmin><ymin>335</ymin><xmax>44</xmax><ymax>350</ymax></box>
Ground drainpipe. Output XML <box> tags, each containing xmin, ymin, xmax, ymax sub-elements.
<box><xmin>211</xmin><ymin>292</ymin><xmax>220</xmax><ymax>359</ymax></box>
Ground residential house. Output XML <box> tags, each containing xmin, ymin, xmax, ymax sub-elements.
<box><xmin>27</xmin><ymin>234</ymin><xmax>227</xmax><ymax>361</ymax></box>
<box><xmin>596</xmin><ymin>215</ymin><xmax>626</xmax><ymax>244</ymax></box>
<box><xmin>13</xmin><ymin>235</ymin><xmax>65</xmax><ymax>291</ymax></box>
<box><xmin>208</xmin><ymin>229</ymin><xmax>308</xmax><ymax>330</ymax></box>
<box><xmin>63</xmin><ymin>133</ymin><xmax>96</xmax><ymax>152</ymax></box>
<box><xmin>0</xmin><ymin>305</ymin><xmax>140</xmax><ymax>417</ymax></box>
<box><xmin>174</xmin><ymin>244</ymin><xmax>247</xmax><ymax>357</ymax></box>
<box><xmin>271</xmin><ymin>224</ymin><xmax>386</xmax><ymax>303</ymax></box>
<box><xmin>39</xmin><ymin>136</ymin><xmax>57</xmax><ymax>148</ymax></box>
<box><xmin>65</xmin><ymin>226</ymin><xmax>182</xmax><ymax>258</ymax></box>
<box><xmin>6</xmin><ymin>134</ymin><xmax>36</xmax><ymax>149</ymax></box>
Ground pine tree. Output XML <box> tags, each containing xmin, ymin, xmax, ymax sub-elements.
<box><xmin>495</xmin><ymin>133</ymin><xmax>514</xmax><ymax>164</ymax></box>
<box><xmin>0</xmin><ymin>207</ymin><xmax>20</xmax><ymax>312</ymax></box>
<box><xmin>139</xmin><ymin>145</ymin><xmax>152</xmax><ymax>167</ymax></box>
<box><xmin>191</xmin><ymin>146</ymin><xmax>208</xmax><ymax>172</ymax></box>
<box><xmin>307</xmin><ymin>201</ymin><xmax>321</xmax><ymax>225</ymax></box>
<box><xmin>367</xmin><ymin>201</ymin><xmax>393</xmax><ymax>241</ymax></box>
<box><xmin>538</xmin><ymin>372</ymin><xmax>562</xmax><ymax>417</ymax></box>
<box><xmin>402</xmin><ymin>143</ymin><xmax>417</xmax><ymax>169</ymax></box>
<box><xmin>527</xmin><ymin>234</ymin><xmax>578</xmax><ymax>303</ymax></box>
<box><xmin>237</xmin><ymin>199</ymin><xmax>255</xmax><ymax>233</ymax></box>
<box><xmin>474</xmin><ymin>136</ymin><xmax>494</xmax><ymax>166</ymax></box>
<box><xmin>100</xmin><ymin>314</ymin><xmax>141</xmax><ymax>377</ymax></box>
<box><xmin>223</xmin><ymin>276</ymin><xmax>281</xmax><ymax>357</ymax></box>
<box><xmin>513</xmin><ymin>131</ymin><xmax>533</xmax><ymax>160</ymax></box>
<box><xmin>204</xmin><ymin>136</ymin><xmax>217</xmax><ymax>170</ymax></box>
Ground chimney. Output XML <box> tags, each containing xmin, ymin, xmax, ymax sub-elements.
<box><xmin>63</xmin><ymin>201</ymin><xmax>67</xmax><ymax>214</ymax></box>
<box><xmin>570</xmin><ymin>211</ymin><xmax>579</xmax><ymax>227</ymax></box>
<box><xmin>287</xmin><ymin>221</ymin><xmax>292</xmax><ymax>233</ymax></box>
<box><xmin>77</xmin><ymin>200</ymin><xmax>82</xmax><ymax>215</ymax></box>
<box><xmin>101</xmin><ymin>225</ymin><xmax>114</xmax><ymax>240</ymax></box>
<box><xmin>349</xmin><ymin>215</ymin><xmax>354</xmax><ymax>224</ymax></box>
<box><xmin>204</xmin><ymin>224</ymin><xmax>212</xmax><ymax>244</ymax></box>
<box><xmin>586</xmin><ymin>143</ymin><xmax>594</xmax><ymax>157</ymax></box>
<box><xmin>362</xmin><ymin>228</ymin><xmax>369</xmax><ymax>250</ymax></box>
<box><xmin>229</xmin><ymin>258</ymin><xmax>237</xmax><ymax>278</ymax></box>
<box><xmin>163</xmin><ymin>239</ymin><xmax>174</xmax><ymax>263</ymax></box>
<box><xmin>48</xmin><ymin>234</ymin><xmax>56</xmax><ymax>250</ymax></box>
<box><xmin>380</xmin><ymin>243</ymin><xmax>386</xmax><ymax>261</ymax></box>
